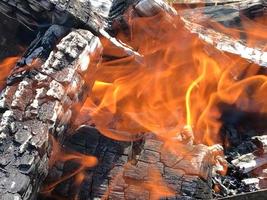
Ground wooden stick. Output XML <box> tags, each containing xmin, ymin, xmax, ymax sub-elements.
<box><xmin>231</xmin><ymin>153</ymin><xmax>267</xmax><ymax>173</ymax></box>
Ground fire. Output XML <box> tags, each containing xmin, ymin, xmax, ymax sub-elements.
<box><xmin>140</xmin><ymin>168</ymin><xmax>175</xmax><ymax>199</ymax></box>
<box><xmin>82</xmin><ymin>4</ymin><xmax>267</xmax><ymax>148</ymax></box>
<box><xmin>41</xmin><ymin>137</ymin><xmax>98</xmax><ymax>196</ymax></box>
<box><xmin>0</xmin><ymin>56</ymin><xmax>19</xmax><ymax>89</ymax></box>
<box><xmin>83</xmin><ymin>12</ymin><xmax>222</xmax><ymax>144</ymax></box>
<box><xmin>185</xmin><ymin>54</ymin><xmax>207</xmax><ymax>126</ymax></box>
<box><xmin>1</xmin><ymin>2</ymin><xmax>267</xmax><ymax>199</ymax></box>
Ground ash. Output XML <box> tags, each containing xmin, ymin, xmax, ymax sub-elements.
<box><xmin>212</xmin><ymin>125</ymin><xmax>267</xmax><ymax>198</ymax></box>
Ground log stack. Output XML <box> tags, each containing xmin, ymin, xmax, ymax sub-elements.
<box><xmin>0</xmin><ymin>0</ymin><xmax>267</xmax><ymax>199</ymax></box>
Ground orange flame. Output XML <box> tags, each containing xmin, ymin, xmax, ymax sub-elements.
<box><xmin>104</xmin><ymin>163</ymin><xmax>175</xmax><ymax>200</ymax></box>
<box><xmin>0</xmin><ymin>56</ymin><xmax>19</xmax><ymax>89</ymax></box>
<box><xmin>41</xmin><ymin>137</ymin><xmax>98</xmax><ymax>196</ymax></box>
<box><xmin>82</xmin><ymin>7</ymin><xmax>267</xmax><ymax>147</ymax></box>
<box><xmin>140</xmin><ymin>168</ymin><xmax>175</xmax><ymax>199</ymax></box>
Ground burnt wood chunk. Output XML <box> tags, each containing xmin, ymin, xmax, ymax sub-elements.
<box><xmin>42</xmin><ymin>129</ymin><xmax>213</xmax><ymax>199</ymax></box>
<box><xmin>0</xmin><ymin>28</ymin><xmax>102</xmax><ymax>200</ymax></box>
<box><xmin>0</xmin><ymin>0</ymin><xmax>113</xmax><ymax>32</ymax></box>
<box><xmin>231</xmin><ymin>153</ymin><xmax>267</xmax><ymax>173</ymax></box>
<box><xmin>178</xmin><ymin>0</ymin><xmax>267</xmax><ymax>66</ymax></box>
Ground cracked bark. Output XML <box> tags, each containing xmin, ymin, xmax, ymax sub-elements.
<box><xmin>41</xmin><ymin>127</ymin><xmax>213</xmax><ymax>200</ymax></box>
<box><xmin>0</xmin><ymin>0</ymin><xmax>113</xmax><ymax>32</ymax></box>
<box><xmin>0</xmin><ymin>0</ymin><xmax>224</xmax><ymax>199</ymax></box>
<box><xmin>178</xmin><ymin>0</ymin><xmax>267</xmax><ymax>66</ymax></box>
<box><xmin>0</xmin><ymin>26</ymin><xmax>102</xmax><ymax>200</ymax></box>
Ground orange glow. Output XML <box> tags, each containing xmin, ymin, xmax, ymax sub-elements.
<box><xmin>105</xmin><ymin>163</ymin><xmax>175</xmax><ymax>200</ymax></box>
<box><xmin>1</xmin><ymin>4</ymin><xmax>267</xmax><ymax>200</ymax></box>
<box><xmin>0</xmin><ymin>56</ymin><xmax>19</xmax><ymax>89</ymax></box>
<box><xmin>141</xmin><ymin>168</ymin><xmax>175</xmax><ymax>199</ymax></box>
<box><xmin>185</xmin><ymin>55</ymin><xmax>207</xmax><ymax>126</ymax></box>
<box><xmin>41</xmin><ymin>137</ymin><xmax>98</xmax><ymax>194</ymax></box>
<box><xmin>80</xmin><ymin>8</ymin><xmax>267</xmax><ymax>147</ymax></box>
<box><xmin>82</xmin><ymin>9</ymin><xmax>267</xmax><ymax>146</ymax></box>
<box><xmin>82</xmin><ymin>5</ymin><xmax>267</xmax><ymax>148</ymax></box>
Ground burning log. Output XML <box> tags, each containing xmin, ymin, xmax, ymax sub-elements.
<box><xmin>42</xmin><ymin>128</ymin><xmax>213</xmax><ymax>199</ymax></box>
<box><xmin>2</xmin><ymin>0</ymin><xmax>267</xmax><ymax>199</ymax></box>
<box><xmin>0</xmin><ymin>26</ymin><xmax>102</xmax><ymax>199</ymax></box>
<box><xmin>173</xmin><ymin>0</ymin><xmax>244</xmax><ymax>4</ymax></box>
<box><xmin>183</xmin><ymin>0</ymin><xmax>267</xmax><ymax>66</ymax></box>
<box><xmin>0</xmin><ymin>0</ymin><xmax>141</xmax><ymax>59</ymax></box>
<box><xmin>178</xmin><ymin>0</ymin><xmax>267</xmax><ymax>66</ymax></box>
<box><xmin>0</xmin><ymin>0</ymin><xmax>112</xmax><ymax>32</ymax></box>
<box><xmin>178</xmin><ymin>0</ymin><xmax>266</xmax><ymax>29</ymax></box>
<box><xmin>1</xmin><ymin>0</ymin><xmax>267</xmax><ymax>65</ymax></box>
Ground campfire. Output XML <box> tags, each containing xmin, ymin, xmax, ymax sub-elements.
<box><xmin>0</xmin><ymin>0</ymin><xmax>267</xmax><ymax>199</ymax></box>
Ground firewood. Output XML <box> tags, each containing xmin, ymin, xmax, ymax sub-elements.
<box><xmin>0</xmin><ymin>26</ymin><xmax>102</xmax><ymax>200</ymax></box>
<box><xmin>178</xmin><ymin>0</ymin><xmax>266</xmax><ymax>25</ymax></box>
<box><xmin>0</xmin><ymin>0</ymin><xmax>239</xmax><ymax>199</ymax></box>
<box><xmin>0</xmin><ymin>0</ymin><xmax>143</xmax><ymax>60</ymax></box>
<box><xmin>0</xmin><ymin>0</ymin><xmax>113</xmax><ymax>32</ymax></box>
<box><xmin>41</xmin><ymin>129</ymin><xmax>213</xmax><ymax>199</ymax></box>
<box><xmin>134</xmin><ymin>0</ymin><xmax>177</xmax><ymax>17</ymax></box>
<box><xmin>179</xmin><ymin>1</ymin><xmax>267</xmax><ymax>66</ymax></box>
<box><xmin>231</xmin><ymin>153</ymin><xmax>267</xmax><ymax>173</ymax></box>
<box><xmin>174</xmin><ymin>0</ymin><xmax>262</xmax><ymax>6</ymax></box>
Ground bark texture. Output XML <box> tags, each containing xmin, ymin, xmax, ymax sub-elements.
<box><xmin>41</xmin><ymin>127</ymin><xmax>213</xmax><ymax>200</ymax></box>
<box><xmin>0</xmin><ymin>0</ymin><xmax>113</xmax><ymax>32</ymax></box>
<box><xmin>0</xmin><ymin>27</ymin><xmax>102</xmax><ymax>200</ymax></box>
<box><xmin>179</xmin><ymin>0</ymin><xmax>267</xmax><ymax>66</ymax></box>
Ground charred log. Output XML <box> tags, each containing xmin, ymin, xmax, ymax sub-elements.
<box><xmin>41</xmin><ymin>128</ymin><xmax>213</xmax><ymax>200</ymax></box>
<box><xmin>0</xmin><ymin>27</ymin><xmax>102</xmax><ymax>199</ymax></box>
<box><xmin>178</xmin><ymin>0</ymin><xmax>267</xmax><ymax>66</ymax></box>
<box><xmin>0</xmin><ymin>0</ymin><xmax>113</xmax><ymax>33</ymax></box>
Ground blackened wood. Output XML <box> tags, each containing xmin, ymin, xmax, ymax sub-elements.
<box><xmin>179</xmin><ymin>0</ymin><xmax>266</xmax><ymax>25</ymax></box>
<box><xmin>0</xmin><ymin>0</ymin><xmax>113</xmax><ymax>33</ymax></box>
<box><xmin>179</xmin><ymin>0</ymin><xmax>267</xmax><ymax>66</ymax></box>
<box><xmin>42</xmin><ymin>129</ymin><xmax>213</xmax><ymax>200</ymax></box>
<box><xmin>0</xmin><ymin>0</ymin><xmax>144</xmax><ymax>60</ymax></box>
<box><xmin>173</xmin><ymin>0</ymin><xmax>252</xmax><ymax>6</ymax></box>
<box><xmin>0</xmin><ymin>27</ymin><xmax>102</xmax><ymax>200</ymax></box>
